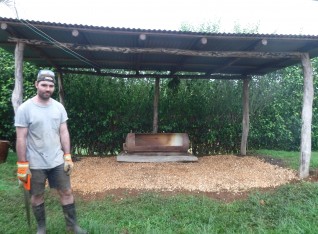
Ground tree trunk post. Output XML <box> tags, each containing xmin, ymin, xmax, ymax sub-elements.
<box><xmin>240</xmin><ymin>77</ymin><xmax>250</xmax><ymax>155</ymax></box>
<box><xmin>153</xmin><ymin>77</ymin><xmax>160</xmax><ymax>133</ymax></box>
<box><xmin>57</xmin><ymin>72</ymin><xmax>65</xmax><ymax>106</ymax></box>
<box><xmin>299</xmin><ymin>53</ymin><xmax>314</xmax><ymax>179</ymax></box>
<box><xmin>11</xmin><ymin>41</ymin><xmax>25</xmax><ymax>114</ymax></box>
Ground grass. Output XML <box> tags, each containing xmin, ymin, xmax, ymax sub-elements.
<box><xmin>1</xmin><ymin>150</ymin><xmax>318</xmax><ymax>233</ymax></box>
<box><xmin>252</xmin><ymin>149</ymin><xmax>318</xmax><ymax>170</ymax></box>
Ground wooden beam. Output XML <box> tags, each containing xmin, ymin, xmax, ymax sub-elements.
<box><xmin>57</xmin><ymin>72</ymin><xmax>65</xmax><ymax>106</ymax></box>
<box><xmin>59</xmin><ymin>69</ymin><xmax>245</xmax><ymax>79</ymax></box>
<box><xmin>170</xmin><ymin>37</ymin><xmax>208</xmax><ymax>75</ymax></box>
<box><xmin>71</xmin><ymin>29</ymin><xmax>102</xmax><ymax>72</ymax></box>
<box><xmin>8</xmin><ymin>37</ymin><xmax>303</xmax><ymax>59</ymax></box>
<box><xmin>299</xmin><ymin>53</ymin><xmax>314</xmax><ymax>179</ymax></box>
<box><xmin>0</xmin><ymin>25</ymin><xmax>60</xmax><ymax>69</ymax></box>
<box><xmin>240</xmin><ymin>78</ymin><xmax>250</xmax><ymax>156</ymax></box>
<box><xmin>153</xmin><ymin>77</ymin><xmax>160</xmax><ymax>133</ymax></box>
<box><xmin>207</xmin><ymin>38</ymin><xmax>269</xmax><ymax>75</ymax></box>
<box><xmin>11</xmin><ymin>42</ymin><xmax>24</xmax><ymax>114</ymax></box>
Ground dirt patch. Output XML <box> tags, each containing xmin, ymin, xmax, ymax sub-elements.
<box><xmin>71</xmin><ymin>155</ymin><xmax>299</xmax><ymax>202</ymax></box>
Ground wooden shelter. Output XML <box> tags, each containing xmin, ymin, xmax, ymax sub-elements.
<box><xmin>0</xmin><ymin>17</ymin><xmax>317</xmax><ymax>177</ymax></box>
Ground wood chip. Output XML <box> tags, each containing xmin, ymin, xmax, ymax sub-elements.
<box><xmin>71</xmin><ymin>155</ymin><xmax>298</xmax><ymax>195</ymax></box>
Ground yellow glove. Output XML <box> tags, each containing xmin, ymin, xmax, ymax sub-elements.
<box><xmin>17</xmin><ymin>161</ymin><xmax>32</xmax><ymax>190</ymax></box>
<box><xmin>64</xmin><ymin>154</ymin><xmax>74</xmax><ymax>175</ymax></box>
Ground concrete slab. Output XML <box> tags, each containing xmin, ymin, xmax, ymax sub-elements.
<box><xmin>117</xmin><ymin>152</ymin><xmax>198</xmax><ymax>162</ymax></box>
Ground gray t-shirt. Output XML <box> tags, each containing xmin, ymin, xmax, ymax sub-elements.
<box><xmin>15</xmin><ymin>98</ymin><xmax>68</xmax><ymax>169</ymax></box>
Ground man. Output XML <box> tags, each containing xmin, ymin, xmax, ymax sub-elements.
<box><xmin>15</xmin><ymin>70</ymin><xmax>87</xmax><ymax>234</ymax></box>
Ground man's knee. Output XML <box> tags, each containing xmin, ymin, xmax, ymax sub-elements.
<box><xmin>31</xmin><ymin>193</ymin><xmax>45</xmax><ymax>206</ymax></box>
<box><xmin>58</xmin><ymin>189</ymin><xmax>74</xmax><ymax>204</ymax></box>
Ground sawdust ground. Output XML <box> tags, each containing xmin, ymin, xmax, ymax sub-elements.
<box><xmin>70</xmin><ymin>155</ymin><xmax>302</xmax><ymax>202</ymax></box>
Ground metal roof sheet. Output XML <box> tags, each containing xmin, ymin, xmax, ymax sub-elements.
<box><xmin>1</xmin><ymin>17</ymin><xmax>318</xmax><ymax>79</ymax></box>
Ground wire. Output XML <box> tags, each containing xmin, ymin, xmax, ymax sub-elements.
<box><xmin>11</xmin><ymin>0</ymin><xmax>101</xmax><ymax>70</ymax></box>
<box><xmin>20</xmin><ymin>19</ymin><xmax>101</xmax><ymax>69</ymax></box>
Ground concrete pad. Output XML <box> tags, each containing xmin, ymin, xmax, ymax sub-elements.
<box><xmin>117</xmin><ymin>152</ymin><xmax>198</xmax><ymax>162</ymax></box>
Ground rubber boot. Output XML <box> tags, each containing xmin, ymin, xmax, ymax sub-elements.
<box><xmin>32</xmin><ymin>203</ymin><xmax>46</xmax><ymax>234</ymax></box>
<box><xmin>62</xmin><ymin>203</ymin><xmax>87</xmax><ymax>234</ymax></box>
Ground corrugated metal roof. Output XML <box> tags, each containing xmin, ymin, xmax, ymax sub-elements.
<box><xmin>1</xmin><ymin>17</ymin><xmax>318</xmax><ymax>79</ymax></box>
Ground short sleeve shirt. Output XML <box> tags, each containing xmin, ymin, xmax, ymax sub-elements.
<box><xmin>15</xmin><ymin>98</ymin><xmax>68</xmax><ymax>169</ymax></box>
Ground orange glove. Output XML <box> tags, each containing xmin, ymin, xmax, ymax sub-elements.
<box><xmin>64</xmin><ymin>154</ymin><xmax>74</xmax><ymax>175</ymax></box>
<box><xmin>17</xmin><ymin>161</ymin><xmax>32</xmax><ymax>190</ymax></box>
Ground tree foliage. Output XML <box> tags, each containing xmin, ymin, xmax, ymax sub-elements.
<box><xmin>0</xmin><ymin>48</ymin><xmax>50</xmax><ymax>143</ymax></box>
<box><xmin>0</xmin><ymin>52</ymin><xmax>317</xmax><ymax>155</ymax></box>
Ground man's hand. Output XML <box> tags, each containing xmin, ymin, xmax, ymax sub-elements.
<box><xmin>17</xmin><ymin>161</ymin><xmax>32</xmax><ymax>183</ymax></box>
<box><xmin>64</xmin><ymin>154</ymin><xmax>74</xmax><ymax>175</ymax></box>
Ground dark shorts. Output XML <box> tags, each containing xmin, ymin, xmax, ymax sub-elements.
<box><xmin>30</xmin><ymin>163</ymin><xmax>71</xmax><ymax>196</ymax></box>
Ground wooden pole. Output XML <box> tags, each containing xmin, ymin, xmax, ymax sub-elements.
<box><xmin>8</xmin><ymin>37</ymin><xmax>303</xmax><ymax>60</ymax></box>
<box><xmin>299</xmin><ymin>53</ymin><xmax>314</xmax><ymax>179</ymax></box>
<box><xmin>153</xmin><ymin>77</ymin><xmax>160</xmax><ymax>133</ymax></box>
<box><xmin>11</xmin><ymin>42</ymin><xmax>25</xmax><ymax>114</ymax></box>
<box><xmin>240</xmin><ymin>78</ymin><xmax>250</xmax><ymax>155</ymax></box>
<box><xmin>57</xmin><ymin>72</ymin><xmax>65</xmax><ymax>106</ymax></box>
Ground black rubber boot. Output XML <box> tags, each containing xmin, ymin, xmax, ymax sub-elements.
<box><xmin>62</xmin><ymin>203</ymin><xmax>87</xmax><ymax>234</ymax></box>
<box><xmin>32</xmin><ymin>203</ymin><xmax>46</xmax><ymax>234</ymax></box>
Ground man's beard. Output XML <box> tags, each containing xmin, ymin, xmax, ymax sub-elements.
<box><xmin>38</xmin><ymin>91</ymin><xmax>52</xmax><ymax>100</ymax></box>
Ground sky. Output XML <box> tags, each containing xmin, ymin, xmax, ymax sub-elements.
<box><xmin>1</xmin><ymin>0</ymin><xmax>318</xmax><ymax>35</ymax></box>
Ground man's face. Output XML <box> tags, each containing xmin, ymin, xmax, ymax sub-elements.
<box><xmin>35</xmin><ymin>80</ymin><xmax>55</xmax><ymax>100</ymax></box>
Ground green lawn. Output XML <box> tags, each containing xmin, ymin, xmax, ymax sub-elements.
<box><xmin>1</xmin><ymin>151</ymin><xmax>318</xmax><ymax>233</ymax></box>
<box><xmin>252</xmin><ymin>149</ymin><xmax>318</xmax><ymax>170</ymax></box>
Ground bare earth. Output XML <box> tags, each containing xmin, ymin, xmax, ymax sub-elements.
<box><xmin>71</xmin><ymin>155</ymin><xmax>300</xmax><ymax>202</ymax></box>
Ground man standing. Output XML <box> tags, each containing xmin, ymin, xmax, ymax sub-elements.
<box><xmin>15</xmin><ymin>70</ymin><xmax>87</xmax><ymax>234</ymax></box>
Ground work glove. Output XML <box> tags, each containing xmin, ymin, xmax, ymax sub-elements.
<box><xmin>17</xmin><ymin>161</ymin><xmax>32</xmax><ymax>190</ymax></box>
<box><xmin>64</xmin><ymin>154</ymin><xmax>74</xmax><ymax>175</ymax></box>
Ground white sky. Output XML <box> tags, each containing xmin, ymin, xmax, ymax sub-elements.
<box><xmin>1</xmin><ymin>0</ymin><xmax>318</xmax><ymax>35</ymax></box>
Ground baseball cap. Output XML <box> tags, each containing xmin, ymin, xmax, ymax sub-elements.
<box><xmin>37</xmin><ymin>70</ymin><xmax>56</xmax><ymax>84</ymax></box>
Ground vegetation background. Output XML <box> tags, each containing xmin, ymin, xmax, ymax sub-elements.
<box><xmin>0</xmin><ymin>47</ymin><xmax>317</xmax><ymax>155</ymax></box>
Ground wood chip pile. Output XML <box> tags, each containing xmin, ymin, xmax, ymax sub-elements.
<box><xmin>71</xmin><ymin>155</ymin><xmax>298</xmax><ymax>195</ymax></box>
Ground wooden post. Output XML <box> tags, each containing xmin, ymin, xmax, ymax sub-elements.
<box><xmin>11</xmin><ymin>42</ymin><xmax>25</xmax><ymax>114</ymax></box>
<box><xmin>57</xmin><ymin>72</ymin><xmax>65</xmax><ymax>105</ymax></box>
<box><xmin>240</xmin><ymin>78</ymin><xmax>250</xmax><ymax>155</ymax></box>
<box><xmin>299</xmin><ymin>53</ymin><xmax>314</xmax><ymax>179</ymax></box>
<box><xmin>153</xmin><ymin>77</ymin><xmax>160</xmax><ymax>133</ymax></box>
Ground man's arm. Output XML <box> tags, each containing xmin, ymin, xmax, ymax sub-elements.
<box><xmin>16</xmin><ymin>126</ymin><xmax>32</xmax><ymax>184</ymax></box>
<box><xmin>16</xmin><ymin>127</ymin><xmax>28</xmax><ymax>162</ymax></box>
<box><xmin>60</xmin><ymin>122</ymin><xmax>71</xmax><ymax>154</ymax></box>
<box><xmin>60</xmin><ymin>122</ymin><xmax>74</xmax><ymax>175</ymax></box>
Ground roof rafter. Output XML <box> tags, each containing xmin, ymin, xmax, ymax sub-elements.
<box><xmin>59</xmin><ymin>68</ymin><xmax>245</xmax><ymax>79</ymax></box>
<box><xmin>8</xmin><ymin>37</ymin><xmax>304</xmax><ymax>59</ymax></box>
